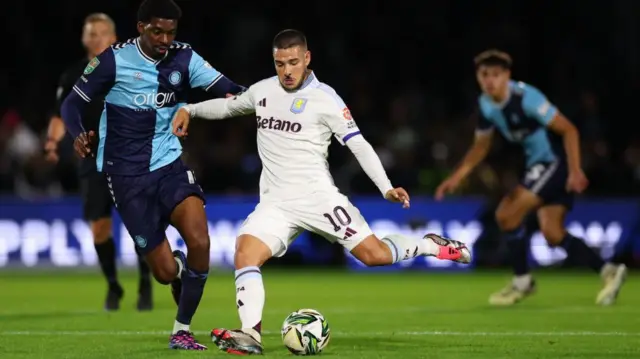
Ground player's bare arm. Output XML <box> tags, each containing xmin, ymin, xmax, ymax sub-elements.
<box><xmin>546</xmin><ymin>112</ymin><xmax>589</xmax><ymax>193</ymax></box>
<box><xmin>44</xmin><ymin>116</ymin><xmax>66</xmax><ymax>163</ymax></box>
<box><xmin>436</xmin><ymin>130</ymin><xmax>493</xmax><ymax>200</ymax></box>
<box><xmin>47</xmin><ymin>69</ymin><xmax>75</xmax><ymax>162</ymax></box>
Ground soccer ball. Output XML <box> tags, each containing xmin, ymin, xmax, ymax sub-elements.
<box><xmin>281</xmin><ymin>308</ymin><xmax>330</xmax><ymax>355</ymax></box>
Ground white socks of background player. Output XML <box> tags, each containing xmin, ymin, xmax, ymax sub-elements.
<box><xmin>380</xmin><ymin>234</ymin><xmax>440</xmax><ymax>263</ymax></box>
<box><xmin>235</xmin><ymin>266</ymin><xmax>265</xmax><ymax>343</ymax></box>
<box><xmin>513</xmin><ymin>274</ymin><xmax>533</xmax><ymax>291</ymax></box>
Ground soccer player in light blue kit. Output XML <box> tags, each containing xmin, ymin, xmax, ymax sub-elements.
<box><xmin>436</xmin><ymin>50</ymin><xmax>627</xmax><ymax>306</ymax></box>
<box><xmin>60</xmin><ymin>0</ymin><xmax>245</xmax><ymax>350</ymax></box>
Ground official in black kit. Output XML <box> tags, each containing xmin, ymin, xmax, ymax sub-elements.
<box><xmin>45</xmin><ymin>13</ymin><xmax>152</xmax><ymax>311</ymax></box>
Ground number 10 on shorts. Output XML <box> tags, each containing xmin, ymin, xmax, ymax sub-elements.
<box><xmin>323</xmin><ymin>206</ymin><xmax>352</xmax><ymax>232</ymax></box>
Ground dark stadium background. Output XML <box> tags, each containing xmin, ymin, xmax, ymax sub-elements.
<box><xmin>1</xmin><ymin>0</ymin><xmax>640</xmax><ymax>268</ymax></box>
<box><xmin>1</xmin><ymin>3</ymin><xmax>639</xmax><ymax>358</ymax></box>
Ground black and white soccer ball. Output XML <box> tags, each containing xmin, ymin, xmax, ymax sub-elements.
<box><xmin>281</xmin><ymin>309</ymin><xmax>330</xmax><ymax>355</ymax></box>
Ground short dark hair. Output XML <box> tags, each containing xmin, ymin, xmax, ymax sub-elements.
<box><xmin>272</xmin><ymin>29</ymin><xmax>307</xmax><ymax>50</ymax></box>
<box><xmin>137</xmin><ymin>0</ymin><xmax>182</xmax><ymax>23</ymax></box>
<box><xmin>474</xmin><ymin>49</ymin><xmax>512</xmax><ymax>70</ymax></box>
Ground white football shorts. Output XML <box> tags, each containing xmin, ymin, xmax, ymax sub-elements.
<box><xmin>238</xmin><ymin>190</ymin><xmax>373</xmax><ymax>257</ymax></box>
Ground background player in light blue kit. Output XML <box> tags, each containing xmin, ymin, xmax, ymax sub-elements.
<box><xmin>436</xmin><ymin>50</ymin><xmax>627</xmax><ymax>307</ymax></box>
<box><xmin>60</xmin><ymin>0</ymin><xmax>245</xmax><ymax>350</ymax></box>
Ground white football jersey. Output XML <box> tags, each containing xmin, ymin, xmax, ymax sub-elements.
<box><xmin>224</xmin><ymin>72</ymin><xmax>360</xmax><ymax>199</ymax></box>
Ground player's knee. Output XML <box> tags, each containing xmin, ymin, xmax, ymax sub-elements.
<box><xmin>495</xmin><ymin>209</ymin><xmax>522</xmax><ymax>232</ymax></box>
<box><xmin>234</xmin><ymin>235</ymin><xmax>272</xmax><ymax>269</ymax></box>
<box><xmin>151</xmin><ymin>262</ymin><xmax>177</xmax><ymax>284</ymax></box>
<box><xmin>183</xmin><ymin>226</ymin><xmax>210</xmax><ymax>254</ymax></box>
<box><xmin>172</xmin><ymin>196</ymin><xmax>210</xmax><ymax>254</ymax></box>
<box><xmin>540</xmin><ymin>225</ymin><xmax>565</xmax><ymax>247</ymax></box>
<box><xmin>90</xmin><ymin>218</ymin><xmax>112</xmax><ymax>244</ymax></box>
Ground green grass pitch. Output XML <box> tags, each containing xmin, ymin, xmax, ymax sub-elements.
<box><xmin>0</xmin><ymin>269</ymin><xmax>638</xmax><ymax>358</ymax></box>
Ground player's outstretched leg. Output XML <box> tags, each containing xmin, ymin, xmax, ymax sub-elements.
<box><xmin>91</xmin><ymin>218</ymin><xmax>124</xmax><ymax>311</ymax></box>
<box><xmin>489</xmin><ymin>187</ymin><xmax>541</xmax><ymax>306</ymax></box>
<box><xmin>135</xmin><ymin>248</ymin><xmax>153</xmax><ymax>311</ymax></box>
<box><xmin>168</xmin><ymin>196</ymin><xmax>211</xmax><ymax>350</ymax></box>
<box><xmin>537</xmin><ymin>205</ymin><xmax>628</xmax><ymax>306</ymax></box>
<box><xmin>349</xmin><ymin>232</ymin><xmax>470</xmax><ymax>267</ymax></box>
<box><xmin>211</xmin><ymin>234</ymin><xmax>270</xmax><ymax>355</ymax></box>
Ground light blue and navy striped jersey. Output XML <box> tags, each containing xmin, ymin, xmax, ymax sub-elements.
<box><xmin>61</xmin><ymin>38</ymin><xmax>244</xmax><ymax>175</ymax></box>
<box><xmin>476</xmin><ymin>80</ymin><xmax>563</xmax><ymax>167</ymax></box>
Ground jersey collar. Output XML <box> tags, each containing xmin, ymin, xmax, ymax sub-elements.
<box><xmin>299</xmin><ymin>71</ymin><xmax>318</xmax><ymax>90</ymax></box>
<box><xmin>483</xmin><ymin>80</ymin><xmax>516</xmax><ymax>109</ymax></box>
<box><xmin>135</xmin><ymin>37</ymin><xmax>168</xmax><ymax>65</ymax></box>
<box><xmin>279</xmin><ymin>71</ymin><xmax>319</xmax><ymax>93</ymax></box>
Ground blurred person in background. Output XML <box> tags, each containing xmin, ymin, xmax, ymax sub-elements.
<box><xmin>44</xmin><ymin>13</ymin><xmax>153</xmax><ymax>312</ymax></box>
<box><xmin>435</xmin><ymin>50</ymin><xmax>627</xmax><ymax>307</ymax></box>
<box><xmin>0</xmin><ymin>109</ymin><xmax>54</xmax><ymax>197</ymax></box>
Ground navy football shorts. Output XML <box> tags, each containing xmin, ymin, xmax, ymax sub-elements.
<box><xmin>106</xmin><ymin>158</ymin><xmax>205</xmax><ymax>254</ymax></box>
<box><xmin>521</xmin><ymin>160</ymin><xmax>574</xmax><ymax>210</ymax></box>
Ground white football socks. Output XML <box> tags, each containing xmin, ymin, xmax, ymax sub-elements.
<box><xmin>380</xmin><ymin>234</ymin><xmax>439</xmax><ymax>264</ymax></box>
<box><xmin>512</xmin><ymin>274</ymin><xmax>532</xmax><ymax>291</ymax></box>
<box><xmin>235</xmin><ymin>266</ymin><xmax>264</xmax><ymax>343</ymax></box>
<box><xmin>172</xmin><ymin>321</ymin><xmax>190</xmax><ymax>334</ymax></box>
<box><xmin>174</xmin><ymin>256</ymin><xmax>184</xmax><ymax>279</ymax></box>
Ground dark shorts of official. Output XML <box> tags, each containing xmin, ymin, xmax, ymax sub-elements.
<box><xmin>520</xmin><ymin>160</ymin><xmax>574</xmax><ymax>210</ymax></box>
<box><xmin>106</xmin><ymin>158</ymin><xmax>205</xmax><ymax>255</ymax></box>
<box><xmin>79</xmin><ymin>171</ymin><xmax>113</xmax><ymax>222</ymax></box>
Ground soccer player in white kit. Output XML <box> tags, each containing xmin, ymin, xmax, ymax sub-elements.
<box><xmin>172</xmin><ymin>29</ymin><xmax>472</xmax><ymax>355</ymax></box>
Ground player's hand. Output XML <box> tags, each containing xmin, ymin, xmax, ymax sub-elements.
<box><xmin>385</xmin><ymin>187</ymin><xmax>410</xmax><ymax>208</ymax></box>
<box><xmin>44</xmin><ymin>139</ymin><xmax>59</xmax><ymax>164</ymax></box>
<box><xmin>566</xmin><ymin>169</ymin><xmax>589</xmax><ymax>193</ymax></box>
<box><xmin>225</xmin><ymin>93</ymin><xmax>234</xmax><ymax>98</ymax></box>
<box><xmin>172</xmin><ymin>107</ymin><xmax>190</xmax><ymax>138</ymax></box>
<box><xmin>435</xmin><ymin>174</ymin><xmax>463</xmax><ymax>201</ymax></box>
<box><xmin>73</xmin><ymin>131</ymin><xmax>96</xmax><ymax>158</ymax></box>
